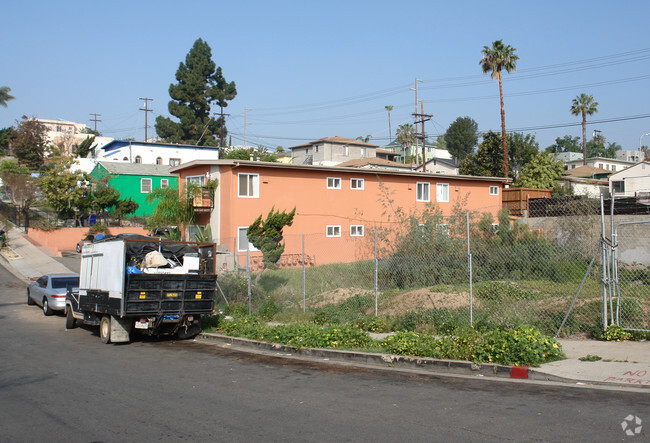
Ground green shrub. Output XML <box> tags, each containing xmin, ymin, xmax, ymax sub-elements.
<box><xmin>257</xmin><ymin>296</ymin><xmax>280</xmax><ymax>320</ymax></box>
<box><xmin>602</xmin><ymin>324</ymin><xmax>632</xmax><ymax>341</ymax></box>
<box><xmin>380</xmin><ymin>326</ymin><xmax>564</xmax><ymax>366</ymax></box>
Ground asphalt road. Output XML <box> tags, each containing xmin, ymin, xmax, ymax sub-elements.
<box><xmin>1</xmin><ymin>264</ymin><xmax>648</xmax><ymax>442</ymax></box>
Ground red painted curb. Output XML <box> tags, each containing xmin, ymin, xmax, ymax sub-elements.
<box><xmin>510</xmin><ymin>366</ymin><xmax>530</xmax><ymax>379</ymax></box>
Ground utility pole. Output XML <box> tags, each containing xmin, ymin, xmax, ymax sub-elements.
<box><xmin>219</xmin><ymin>104</ymin><xmax>230</xmax><ymax>147</ymax></box>
<box><xmin>244</xmin><ymin>107</ymin><xmax>251</xmax><ymax>148</ymax></box>
<box><xmin>410</xmin><ymin>79</ymin><xmax>422</xmax><ymax>164</ymax></box>
<box><xmin>139</xmin><ymin>97</ymin><xmax>153</xmax><ymax>142</ymax></box>
<box><xmin>414</xmin><ymin>101</ymin><xmax>432</xmax><ymax>172</ymax></box>
<box><xmin>89</xmin><ymin>113</ymin><xmax>102</xmax><ymax>134</ymax></box>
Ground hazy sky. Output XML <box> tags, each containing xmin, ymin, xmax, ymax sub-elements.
<box><xmin>3</xmin><ymin>0</ymin><xmax>650</xmax><ymax>151</ymax></box>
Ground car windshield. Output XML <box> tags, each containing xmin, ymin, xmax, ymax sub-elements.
<box><xmin>51</xmin><ymin>277</ymin><xmax>79</xmax><ymax>289</ymax></box>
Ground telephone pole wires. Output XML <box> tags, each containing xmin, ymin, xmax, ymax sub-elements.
<box><xmin>414</xmin><ymin>100</ymin><xmax>432</xmax><ymax>172</ymax></box>
<box><xmin>89</xmin><ymin>113</ymin><xmax>102</xmax><ymax>134</ymax></box>
<box><xmin>139</xmin><ymin>97</ymin><xmax>153</xmax><ymax>142</ymax></box>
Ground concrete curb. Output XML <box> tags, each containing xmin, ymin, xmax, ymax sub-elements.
<box><xmin>197</xmin><ymin>332</ymin><xmax>574</xmax><ymax>384</ymax></box>
<box><xmin>0</xmin><ymin>248</ymin><xmax>31</xmax><ymax>284</ymax></box>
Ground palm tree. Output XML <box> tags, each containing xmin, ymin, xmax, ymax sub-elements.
<box><xmin>570</xmin><ymin>93</ymin><xmax>599</xmax><ymax>166</ymax></box>
<box><xmin>480</xmin><ymin>40</ymin><xmax>519</xmax><ymax>177</ymax></box>
<box><xmin>0</xmin><ymin>86</ymin><xmax>15</xmax><ymax>108</ymax></box>
<box><xmin>385</xmin><ymin>105</ymin><xmax>394</xmax><ymax>142</ymax></box>
<box><xmin>396</xmin><ymin>123</ymin><xmax>416</xmax><ymax>163</ymax></box>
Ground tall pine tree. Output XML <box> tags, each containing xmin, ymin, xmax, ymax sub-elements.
<box><xmin>155</xmin><ymin>38</ymin><xmax>237</xmax><ymax>147</ymax></box>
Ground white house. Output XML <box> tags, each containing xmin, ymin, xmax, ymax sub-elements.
<box><xmin>95</xmin><ymin>140</ymin><xmax>221</xmax><ymax>166</ymax></box>
<box><xmin>616</xmin><ymin>150</ymin><xmax>645</xmax><ymax>163</ymax></box>
<box><xmin>564</xmin><ymin>157</ymin><xmax>635</xmax><ymax>173</ymax></box>
<box><xmin>608</xmin><ymin>161</ymin><xmax>650</xmax><ymax>197</ymax></box>
<box><xmin>289</xmin><ymin>136</ymin><xmax>378</xmax><ymax>166</ymax></box>
<box><xmin>35</xmin><ymin>118</ymin><xmax>113</xmax><ymax>157</ymax></box>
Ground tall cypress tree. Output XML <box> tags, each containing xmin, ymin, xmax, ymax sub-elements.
<box><xmin>155</xmin><ymin>38</ymin><xmax>237</xmax><ymax>146</ymax></box>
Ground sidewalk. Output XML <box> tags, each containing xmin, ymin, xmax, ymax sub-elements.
<box><xmin>0</xmin><ymin>227</ymin><xmax>73</xmax><ymax>283</ymax></box>
<box><xmin>0</xmin><ymin>226</ymin><xmax>648</xmax><ymax>391</ymax></box>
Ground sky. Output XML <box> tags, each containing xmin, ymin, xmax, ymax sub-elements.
<box><xmin>3</xmin><ymin>0</ymin><xmax>650</xmax><ymax>152</ymax></box>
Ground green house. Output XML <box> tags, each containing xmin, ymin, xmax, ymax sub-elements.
<box><xmin>90</xmin><ymin>161</ymin><xmax>178</xmax><ymax>217</ymax></box>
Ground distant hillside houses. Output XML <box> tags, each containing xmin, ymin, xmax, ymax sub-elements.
<box><xmin>35</xmin><ymin>118</ymin><xmax>113</xmax><ymax>157</ymax></box>
<box><xmin>289</xmin><ymin>136</ymin><xmax>457</xmax><ymax>173</ymax></box>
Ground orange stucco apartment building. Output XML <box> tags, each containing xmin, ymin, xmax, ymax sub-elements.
<box><xmin>171</xmin><ymin>159</ymin><xmax>506</xmax><ymax>267</ymax></box>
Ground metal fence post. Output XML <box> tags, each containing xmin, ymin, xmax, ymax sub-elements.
<box><xmin>246</xmin><ymin>248</ymin><xmax>252</xmax><ymax>315</ymax></box>
<box><xmin>302</xmin><ymin>233</ymin><xmax>306</xmax><ymax>313</ymax></box>
<box><xmin>374</xmin><ymin>226</ymin><xmax>378</xmax><ymax>317</ymax></box>
<box><xmin>467</xmin><ymin>211</ymin><xmax>473</xmax><ymax>327</ymax></box>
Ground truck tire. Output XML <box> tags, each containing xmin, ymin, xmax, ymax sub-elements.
<box><xmin>27</xmin><ymin>289</ymin><xmax>35</xmax><ymax>305</ymax></box>
<box><xmin>100</xmin><ymin>316</ymin><xmax>111</xmax><ymax>344</ymax></box>
<box><xmin>42</xmin><ymin>298</ymin><xmax>53</xmax><ymax>316</ymax></box>
<box><xmin>65</xmin><ymin>306</ymin><xmax>76</xmax><ymax>330</ymax></box>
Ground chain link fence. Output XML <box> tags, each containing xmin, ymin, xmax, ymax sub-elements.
<box><xmin>213</xmin><ymin>196</ymin><xmax>649</xmax><ymax>336</ymax></box>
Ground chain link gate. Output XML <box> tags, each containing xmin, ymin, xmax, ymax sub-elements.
<box><xmin>611</xmin><ymin>220</ymin><xmax>650</xmax><ymax>332</ymax></box>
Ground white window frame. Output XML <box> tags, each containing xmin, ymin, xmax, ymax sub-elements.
<box><xmin>169</xmin><ymin>158</ymin><xmax>181</xmax><ymax>166</ymax></box>
<box><xmin>237</xmin><ymin>227</ymin><xmax>258</xmax><ymax>252</ymax></box>
<box><xmin>327</xmin><ymin>177</ymin><xmax>342</xmax><ymax>189</ymax></box>
<box><xmin>350</xmin><ymin>225</ymin><xmax>364</xmax><ymax>237</ymax></box>
<box><xmin>351</xmin><ymin>178</ymin><xmax>364</xmax><ymax>190</ymax></box>
<box><xmin>134</xmin><ymin>155</ymin><xmax>142</xmax><ymax>164</ymax></box>
<box><xmin>140</xmin><ymin>178</ymin><xmax>152</xmax><ymax>193</ymax></box>
<box><xmin>186</xmin><ymin>175</ymin><xmax>205</xmax><ymax>186</ymax></box>
<box><xmin>238</xmin><ymin>173</ymin><xmax>259</xmax><ymax>198</ymax></box>
<box><xmin>436</xmin><ymin>183</ymin><xmax>449</xmax><ymax>203</ymax></box>
<box><xmin>416</xmin><ymin>182</ymin><xmax>430</xmax><ymax>202</ymax></box>
<box><xmin>489</xmin><ymin>185</ymin><xmax>499</xmax><ymax>196</ymax></box>
<box><xmin>436</xmin><ymin>224</ymin><xmax>449</xmax><ymax>236</ymax></box>
<box><xmin>326</xmin><ymin>225</ymin><xmax>341</xmax><ymax>237</ymax></box>
<box><xmin>160</xmin><ymin>179</ymin><xmax>169</xmax><ymax>189</ymax></box>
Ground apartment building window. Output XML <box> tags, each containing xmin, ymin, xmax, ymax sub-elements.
<box><xmin>238</xmin><ymin>227</ymin><xmax>258</xmax><ymax>252</ymax></box>
<box><xmin>489</xmin><ymin>185</ymin><xmax>499</xmax><ymax>196</ymax></box>
<box><xmin>169</xmin><ymin>158</ymin><xmax>181</xmax><ymax>166</ymax></box>
<box><xmin>141</xmin><ymin>178</ymin><xmax>152</xmax><ymax>193</ymax></box>
<box><xmin>416</xmin><ymin>182</ymin><xmax>430</xmax><ymax>202</ymax></box>
<box><xmin>327</xmin><ymin>225</ymin><xmax>341</xmax><ymax>237</ymax></box>
<box><xmin>350</xmin><ymin>225</ymin><xmax>364</xmax><ymax>237</ymax></box>
<box><xmin>436</xmin><ymin>183</ymin><xmax>449</xmax><ymax>202</ymax></box>
<box><xmin>160</xmin><ymin>179</ymin><xmax>169</xmax><ymax>189</ymax></box>
<box><xmin>327</xmin><ymin>177</ymin><xmax>342</xmax><ymax>189</ymax></box>
<box><xmin>238</xmin><ymin>173</ymin><xmax>259</xmax><ymax>198</ymax></box>
<box><xmin>598</xmin><ymin>163</ymin><xmax>604</xmax><ymax>169</ymax></box>
<box><xmin>156</xmin><ymin>157</ymin><xmax>163</xmax><ymax>165</ymax></box>
<box><xmin>344</xmin><ymin>146</ymin><xmax>349</xmax><ymax>156</ymax></box>
<box><xmin>135</xmin><ymin>156</ymin><xmax>142</xmax><ymax>164</ymax></box>
<box><xmin>186</xmin><ymin>175</ymin><xmax>205</xmax><ymax>186</ymax></box>
<box><xmin>436</xmin><ymin>224</ymin><xmax>449</xmax><ymax>236</ymax></box>
<box><xmin>351</xmin><ymin>178</ymin><xmax>364</xmax><ymax>190</ymax></box>
<box><xmin>612</xmin><ymin>165</ymin><xmax>617</xmax><ymax>172</ymax></box>
<box><xmin>612</xmin><ymin>181</ymin><xmax>625</xmax><ymax>193</ymax></box>
<box><xmin>360</xmin><ymin>147</ymin><xmax>366</xmax><ymax>158</ymax></box>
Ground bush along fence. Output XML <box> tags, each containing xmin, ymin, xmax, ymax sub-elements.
<box><xmin>213</xmin><ymin>195</ymin><xmax>649</xmax><ymax>338</ymax></box>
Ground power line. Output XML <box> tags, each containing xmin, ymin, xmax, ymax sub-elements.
<box><xmin>89</xmin><ymin>113</ymin><xmax>102</xmax><ymax>133</ymax></box>
<box><xmin>139</xmin><ymin>97</ymin><xmax>153</xmax><ymax>142</ymax></box>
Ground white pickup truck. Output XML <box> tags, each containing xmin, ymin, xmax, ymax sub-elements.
<box><xmin>66</xmin><ymin>234</ymin><xmax>216</xmax><ymax>344</ymax></box>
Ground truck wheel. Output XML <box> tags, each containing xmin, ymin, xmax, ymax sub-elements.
<box><xmin>65</xmin><ymin>306</ymin><xmax>76</xmax><ymax>329</ymax></box>
<box><xmin>100</xmin><ymin>316</ymin><xmax>111</xmax><ymax>344</ymax></box>
<box><xmin>27</xmin><ymin>289</ymin><xmax>35</xmax><ymax>305</ymax></box>
<box><xmin>42</xmin><ymin>298</ymin><xmax>53</xmax><ymax>316</ymax></box>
